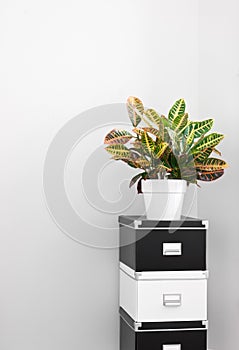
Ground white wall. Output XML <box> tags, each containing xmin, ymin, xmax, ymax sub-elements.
<box><xmin>0</xmin><ymin>1</ymin><xmax>199</xmax><ymax>349</ymax></box>
<box><xmin>198</xmin><ymin>1</ymin><xmax>239</xmax><ymax>349</ymax></box>
<box><xmin>2</xmin><ymin>0</ymin><xmax>236</xmax><ymax>349</ymax></box>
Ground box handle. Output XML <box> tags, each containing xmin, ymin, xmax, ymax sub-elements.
<box><xmin>163</xmin><ymin>243</ymin><xmax>182</xmax><ymax>256</ymax></box>
<box><xmin>163</xmin><ymin>294</ymin><xmax>182</xmax><ymax>307</ymax></box>
<box><xmin>163</xmin><ymin>345</ymin><xmax>181</xmax><ymax>350</ymax></box>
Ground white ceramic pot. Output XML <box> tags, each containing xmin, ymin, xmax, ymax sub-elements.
<box><xmin>141</xmin><ymin>179</ymin><xmax>187</xmax><ymax>220</ymax></box>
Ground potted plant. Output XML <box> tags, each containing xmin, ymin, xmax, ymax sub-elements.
<box><xmin>104</xmin><ymin>97</ymin><xmax>228</xmax><ymax>220</ymax></box>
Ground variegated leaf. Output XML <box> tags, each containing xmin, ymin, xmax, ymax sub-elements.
<box><xmin>195</xmin><ymin>158</ymin><xmax>228</xmax><ymax>171</ymax></box>
<box><xmin>127</xmin><ymin>96</ymin><xmax>144</xmax><ymax>127</ymax></box>
<box><xmin>192</xmin><ymin>119</ymin><xmax>214</xmax><ymax>138</ymax></box>
<box><xmin>142</xmin><ymin>127</ymin><xmax>159</xmax><ymax>137</ymax></box>
<box><xmin>191</xmin><ymin>133</ymin><xmax>224</xmax><ymax>154</ymax></box>
<box><xmin>197</xmin><ymin>169</ymin><xmax>224</xmax><ymax>181</ymax></box>
<box><xmin>135</xmin><ymin>157</ymin><xmax>150</xmax><ymax>168</ymax></box>
<box><xmin>104</xmin><ymin>129</ymin><xmax>133</xmax><ymax>144</ymax></box>
<box><xmin>105</xmin><ymin>144</ymin><xmax>130</xmax><ymax>158</ymax></box>
<box><xmin>130</xmin><ymin>142</ymin><xmax>149</xmax><ymax>159</ymax></box>
<box><xmin>186</xmin><ymin>123</ymin><xmax>195</xmax><ymax>146</ymax></box>
<box><xmin>193</xmin><ymin>147</ymin><xmax>213</xmax><ymax>162</ymax></box>
<box><xmin>158</xmin><ymin>116</ymin><xmax>170</xmax><ymax>141</ymax></box>
<box><xmin>161</xmin><ymin>115</ymin><xmax>171</xmax><ymax>127</ymax></box>
<box><xmin>112</xmin><ymin>151</ymin><xmax>141</xmax><ymax>168</ymax></box>
<box><xmin>168</xmin><ymin>98</ymin><xmax>186</xmax><ymax>122</ymax></box>
<box><xmin>141</xmin><ymin>132</ymin><xmax>155</xmax><ymax>153</ymax></box>
<box><xmin>153</xmin><ymin>142</ymin><xmax>168</xmax><ymax>159</ymax></box>
<box><xmin>132</xmin><ymin>128</ymin><xmax>144</xmax><ymax>136</ymax></box>
<box><xmin>144</xmin><ymin>108</ymin><xmax>162</xmax><ymax>126</ymax></box>
<box><xmin>172</xmin><ymin>113</ymin><xmax>189</xmax><ymax>132</ymax></box>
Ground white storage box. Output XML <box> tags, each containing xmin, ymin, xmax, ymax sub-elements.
<box><xmin>120</xmin><ymin>262</ymin><xmax>208</xmax><ymax>323</ymax></box>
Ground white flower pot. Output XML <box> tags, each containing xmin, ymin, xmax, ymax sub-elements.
<box><xmin>141</xmin><ymin>179</ymin><xmax>187</xmax><ymax>220</ymax></box>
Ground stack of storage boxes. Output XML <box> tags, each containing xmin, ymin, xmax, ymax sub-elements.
<box><xmin>119</xmin><ymin>215</ymin><xmax>208</xmax><ymax>350</ymax></box>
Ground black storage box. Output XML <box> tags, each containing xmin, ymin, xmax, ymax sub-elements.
<box><xmin>119</xmin><ymin>216</ymin><xmax>207</xmax><ymax>272</ymax></box>
<box><xmin>120</xmin><ymin>307</ymin><xmax>207</xmax><ymax>350</ymax></box>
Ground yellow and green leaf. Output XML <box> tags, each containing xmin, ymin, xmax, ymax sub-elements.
<box><xmin>144</xmin><ymin>108</ymin><xmax>162</xmax><ymax>126</ymax></box>
<box><xmin>172</xmin><ymin>113</ymin><xmax>189</xmax><ymax>132</ymax></box>
<box><xmin>192</xmin><ymin>119</ymin><xmax>214</xmax><ymax>138</ymax></box>
<box><xmin>168</xmin><ymin>98</ymin><xmax>186</xmax><ymax>122</ymax></box>
<box><xmin>159</xmin><ymin>116</ymin><xmax>170</xmax><ymax>141</ymax></box>
<box><xmin>193</xmin><ymin>147</ymin><xmax>213</xmax><ymax>162</ymax></box>
<box><xmin>153</xmin><ymin>142</ymin><xmax>168</xmax><ymax>159</ymax></box>
<box><xmin>195</xmin><ymin>158</ymin><xmax>228</xmax><ymax>171</ymax></box>
<box><xmin>142</xmin><ymin>127</ymin><xmax>159</xmax><ymax>138</ymax></box>
<box><xmin>104</xmin><ymin>129</ymin><xmax>133</xmax><ymax>144</ymax></box>
<box><xmin>186</xmin><ymin>123</ymin><xmax>195</xmax><ymax>146</ymax></box>
<box><xmin>191</xmin><ymin>133</ymin><xmax>224</xmax><ymax>154</ymax></box>
<box><xmin>127</xmin><ymin>96</ymin><xmax>144</xmax><ymax>127</ymax></box>
<box><xmin>135</xmin><ymin>157</ymin><xmax>150</xmax><ymax>168</ymax></box>
<box><xmin>132</xmin><ymin>128</ymin><xmax>144</xmax><ymax>136</ymax></box>
<box><xmin>141</xmin><ymin>132</ymin><xmax>155</xmax><ymax>153</ymax></box>
<box><xmin>105</xmin><ymin>144</ymin><xmax>131</xmax><ymax>158</ymax></box>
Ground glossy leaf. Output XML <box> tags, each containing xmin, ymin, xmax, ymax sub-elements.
<box><xmin>172</xmin><ymin>113</ymin><xmax>189</xmax><ymax>132</ymax></box>
<box><xmin>141</xmin><ymin>132</ymin><xmax>155</xmax><ymax>153</ymax></box>
<box><xmin>191</xmin><ymin>133</ymin><xmax>224</xmax><ymax>154</ymax></box>
<box><xmin>195</xmin><ymin>158</ymin><xmax>228</xmax><ymax>171</ymax></box>
<box><xmin>193</xmin><ymin>147</ymin><xmax>213</xmax><ymax>162</ymax></box>
<box><xmin>186</xmin><ymin>123</ymin><xmax>195</xmax><ymax>146</ymax></box>
<box><xmin>104</xmin><ymin>129</ymin><xmax>133</xmax><ymax>144</ymax></box>
<box><xmin>112</xmin><ymin>151</ymin><xmax>141</xmax><ymax>168</ymax></box>
<box><xmin>161</xmin><ymin>115</ymin><xmax>171</xmax><ymax>128</ymax></box>
<box><xmin>105</xmin><ymin>144</ymin><xmax>130</xmax><ymax>158</ymax></box>
<box><xmin>155</xmin><ymin>116</ymin><xmax>170</xmax><ymax>141</ymax></box>
<box><xmin>127</xmin><ymin>96</ymin><xmax>144</xmax><ymax>127</ymax></box>
<box><xmin>192</xmin><ymin>119</ymin><xmax>214</xmax><ymax>138</ymax></box>
<box><xmin>132</xmin><ymin>128</ymin><xmax>144</xmax><ymax>136</ymax></box>
<box><xmin>144</xmin><ymin>108</ymin><xmax>162</xmax><ymax>126</ymax></box>
<box><xmin>197</xmin><ymin>169</ymin><xmax>224</xmax><ymax>181</ymax></box>
<box><xmin>168</xmin><ymin>98</ymin><xmax>186</xmax><ymax>122</ymax></box>
<box><xmin>135</xmin><ymin>157</ymin><xmax>150</xmax><ymax>168</ymax></box>
<box><xmin>154</xmin><ymin>142</ymin><xmax>168</xmax><ymax>159</ymax></box>
<box><xmin>142</xmin><ymin>127</ymin><xmax>159</xmax><ymax>137</ymax></box>
<box><xmin>104</xmin><ymin>96</ymin><xmax>227</xmax><ymax>186</ymax></box>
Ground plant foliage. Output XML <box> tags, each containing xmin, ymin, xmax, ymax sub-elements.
<box><xmin>104</xmin><ymin>96</ymin><xmax>228</xmax><ymax>192</ymax></box>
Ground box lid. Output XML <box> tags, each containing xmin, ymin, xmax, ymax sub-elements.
<box><xmin>119</xmin><ymin>215</ymin><xmax>208</xmax><ymax>229</ymax></box>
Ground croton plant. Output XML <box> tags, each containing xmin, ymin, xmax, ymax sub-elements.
<box><xmin>104</xmin><ymin>97</ymin><xmax>228</xmax><ymax>193</ymax></box>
